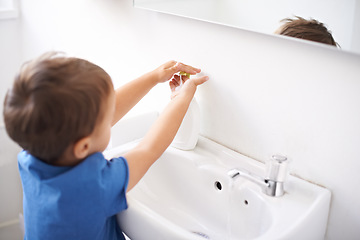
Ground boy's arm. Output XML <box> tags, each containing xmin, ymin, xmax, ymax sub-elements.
<box><xmin>112</xmin><ymin>61</ymin><xmax>201</xmax><ymax>126</ymax></box>
<box><xmin>123</xmin><ymin>76</ymin><xmax>208</xmax><ymax>192</ymax></box>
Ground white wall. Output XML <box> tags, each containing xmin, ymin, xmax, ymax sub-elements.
<box><xmin>1</xmin><ymin>0</ymin><xmax>360</xmax><ymax>239</ymax></box>
<box><xmin>0</xmin><ymin>3</ymin><xmax>23</xmax><ymax>237</ymax></box>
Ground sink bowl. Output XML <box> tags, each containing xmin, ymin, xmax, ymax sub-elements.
<box><xmin>104</xmin><ymin>137</ymin><xmax>331</xmax><ymax>240</ymax></box>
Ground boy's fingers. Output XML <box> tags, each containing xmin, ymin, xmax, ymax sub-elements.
<box><xmin>169</xmin><ymin>79</ymin><xmax>176</xmax><ymax>90</ymax></box>
<box><xmin>172</xmin><ymin>75</ymin><xmax>182</xmax><ymax>86</ymax></box>
<box><xmin>169</xmin><ymin>76</ymin><xmax>183</xmax><ymax>90</ymax></box>
<box><xmin>192</xmin><ymin>76</ymin><xmax>209</xmax><ymax>86</ymax></box>
<box><xmin>171</xmin><ymin>62</ymin><xmax>201</xmax><ymax>75</ymax></box>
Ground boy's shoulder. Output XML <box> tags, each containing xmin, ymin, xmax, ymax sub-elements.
<box><xmin>18</xmin><ymin>151</ymin><xmax>128</xmax><ymax>184</ymax></box>
<box><xmin>18</xmin><ymin>151</ymin><xmax>105</xmax><ymax>184</ymax></box>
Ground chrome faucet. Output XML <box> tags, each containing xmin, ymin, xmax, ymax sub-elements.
<box><xmin>228</xmin><ymin>154</ymin><xmax>288</xmax><ymax>197</ymax></box>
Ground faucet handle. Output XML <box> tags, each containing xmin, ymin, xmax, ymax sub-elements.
<box><xmin>265</xmin><ymin>154</ymin><xmax>288</xmax><ymax>182</ymax></box>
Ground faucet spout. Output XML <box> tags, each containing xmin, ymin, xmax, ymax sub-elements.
<box><xmin>228</xmin><ymin>168</ymin><xmax>269</xmax><ymax>189</ymax></box>
<box><xmin>228</xmin><ymin>154</ymin><xmax>288</xmax><ymax>197</ymax></box>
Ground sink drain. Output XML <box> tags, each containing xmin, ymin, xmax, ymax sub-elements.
<box><xmin>191</xmin><ymin>231</ymin><xmax>210</xmax><ymax>239</ymax></box>
<box><xmin>214</xmin><ymin>181</ymin><xmax>222</xmax><ymax>191</ymax></box>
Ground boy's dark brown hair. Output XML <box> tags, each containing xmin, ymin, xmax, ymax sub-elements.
<box><xmin>277</xmin><ymin>16</ymin><xmax>338</xmax><ymax>47</ymax></box>
<box><xmin>3</xmin><ymin>52</ymin><xmax>114</xmax><ymax>163</ymax></box>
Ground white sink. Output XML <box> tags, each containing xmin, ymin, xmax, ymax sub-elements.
<box><xmin>104</xmin><ymin>137</ymin><xmax>331</xmax><ymax>240</ymax></box>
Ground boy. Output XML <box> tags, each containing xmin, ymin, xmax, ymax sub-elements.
<box><xmin>3</xmin><ymin>52</ymin><xmax>208</xmax><ymax>240</ymax></box>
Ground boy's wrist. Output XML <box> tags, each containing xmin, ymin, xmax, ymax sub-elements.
<box><xmin>142</xmin><ymin>69</ymin><xmax>161</xmax><ymax>86</ymax></box>
<box><xmin>153</xmin><ymin>67</ymin><xmax>170</xmax><ymax>84</ymax></box>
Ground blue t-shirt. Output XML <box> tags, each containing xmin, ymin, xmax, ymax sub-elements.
<box><xmin>18</xmin><ymin>151</ymin><xmax>129</xmax><ymax>240</ymax></box>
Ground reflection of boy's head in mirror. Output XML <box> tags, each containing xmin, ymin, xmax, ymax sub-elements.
<box><xmin>275</xmin><ymin>16</ymin><xmax>339</xmax><ymax>47</ymax></box>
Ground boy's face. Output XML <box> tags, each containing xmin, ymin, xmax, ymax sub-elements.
<box><xmin>89</xmin><ymin>90</ymin><xmax>116</xmax><ymax>153</ymax></box>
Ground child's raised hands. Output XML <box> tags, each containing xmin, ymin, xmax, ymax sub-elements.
<box><xmin>155</xmin><ymin>61</ymin><xmax>201</xmax><ymax>83</ymax></box>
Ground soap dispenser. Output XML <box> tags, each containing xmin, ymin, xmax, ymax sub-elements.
<box><xmin>171</xmin><ymin>72</ymin><xmax>201</xmax><ymax>150</ymax></box>
<box><xmin>172</xmin><ymin>98</ymin><xmax>200</xmax><ymax>150</ymax></box>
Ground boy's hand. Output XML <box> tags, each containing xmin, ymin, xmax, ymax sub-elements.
<box><xmin>155</xmin><ymin>61</ymin><xmax>201</xmax><ymax>83</ymax></box>
<box><xmin>169</xmin><ymin>75</ymin><xmax>209</xmax><ymax>99</ymax></box>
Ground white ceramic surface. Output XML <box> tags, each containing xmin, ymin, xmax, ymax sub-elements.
<box><xmin>104</xmin><ymin>137</ymin><xmax>331</xmax><ymax>240</ymax></box>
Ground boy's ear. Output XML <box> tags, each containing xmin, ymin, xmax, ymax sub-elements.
<box><xmin>73</xmin><ymin>137</ymin><xmax>91</xmax><ymax>159</ymax></box>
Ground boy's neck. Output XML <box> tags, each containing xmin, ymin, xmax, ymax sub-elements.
<box><xmin>53</xmin><ymin>157</ymin><xmax>83</xmax><ymax>167</ymax></box>
<box><xmin>53</xmin><ymin>147</ymin><xmax>83</xmax><ymax>167</ymax></box>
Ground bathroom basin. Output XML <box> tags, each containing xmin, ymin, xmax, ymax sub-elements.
<box><xmin>104</xmin><ymin>137</ymin><xmax>331</xmax><ymax>240</ymax></box>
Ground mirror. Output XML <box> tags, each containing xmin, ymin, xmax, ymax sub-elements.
<box><xmin>134</xmin><ymin>0</ymin><xmax>360</xmax><ymax>55</ymax></box>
